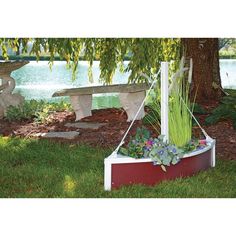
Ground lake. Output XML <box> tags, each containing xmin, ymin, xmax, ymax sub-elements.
<box><xmin>219</xmin><ymin>59</ymin><xmax>236</xmax><ymax>89</ymax></box>
<box><xmin>11</xmin><ymin>59</ymin><xmax>236</xmax><ymax>109</ymax></box>
<box><xmin>12</xmin><ymin>61</ymin><xmax>129</xmax><ymax>109</ymax></box>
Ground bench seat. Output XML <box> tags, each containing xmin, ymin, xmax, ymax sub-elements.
<box><xmin>52</xmin><ymin>83</ymin><xmax>150</xmax><ymax>122</ymax></box>
<box><xmin>52</xmin><ymin>83</ymin><xmax>150</xmax><ymax>97</ymax></box>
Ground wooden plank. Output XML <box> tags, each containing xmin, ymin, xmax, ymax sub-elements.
<box><xmin>52</xmin><ymin>83</ymin><xmax>150</xmax><ymax>97</ymax></box>
<box><xmin>111</xmin><ymin>149</ymin><xmax>212</xmax><ymax>189</ymax></box>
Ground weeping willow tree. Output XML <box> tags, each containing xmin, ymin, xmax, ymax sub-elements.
<box><xmin>0</xmin><ymin>38</ymin><xmax>223</xmax><ymax>103</ymax></box>
<box><xmin>0</xmin><ymin>38</ymin><xmax>180</xmax><ymax>84</ymax></box>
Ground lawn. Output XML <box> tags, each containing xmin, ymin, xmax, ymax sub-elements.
<box><xmin>0</xmin><ymin>137</ymin><xmax>235</xmax><ymax>198</ymax></box>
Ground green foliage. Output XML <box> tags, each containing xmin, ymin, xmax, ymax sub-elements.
<box><xmin>0</xmin><ymin>38</ymin><xmax>180</xmax><ymax>84</ymax></box>
<box><xmin>143</xmin><ymin>102</ymin><xmax>206</xmax><ymax>130</ymax></box>
<box><xmin>225</xmin><ymin>89</ymin><xmax>236</xmax><ymax>97</ymax></box>
<box><xmin>169</xmin><ymin>81</ymin><xmax>193</xmax><ymax>148</ymax></box>
<box><xmin>5</xmin><ymin>100</ymin><xmax>71</xmax><ymax>123</ymax></box>
<box><xmin>125</xmin><ymin>39</ymin><xmax>180</xmax><ymax>83</ymax></box>
<box><xmin>219</xmin><ymin>38</ymin><xmax>236</xmax><ymax>58</ymax></box>
<box><xmin>142</xmin><ymin>80</ymin><xmax>162</xmax><ymax>134</ymax></box>
<box><xmin>205</xmin><ymin>95</ymin><xmax>236</xmax><ymax>129</ymax></box>
<box><xmin>120</xmin><ymin>127</ymin><xmax>150</xmax><ymax>158</ymax></box>
<box><xmin>192</xmin><ymin>103</ymin><xmax>207</xmax><ymax>114</ymax></box>
<box><xmin>219</xmin><ymin>38</ymin><xmax>236</xmax><ymax>50</ymax></box>
<box><xmin>34</xmin><ymin>106</ymin><xmax>52</xmax><ymax>124</ymax></box>
<box><xmin>144</xmin><ymin>64</ymin><xmax>193</xmax><ymax>148</ymax></box>
<box><xmin>148</xmin><ymin>135</ymin><xmax>183</xmax><ymax>171</ymax></box>
<box><xmin>118</xmin><ymin>127</ymin><xmax>184</xmax><ymax>171</ymax></box>
<box><xmin>142</xmin><ymin>105</ymin><xmax>160</xmax><ymax>126</ymax></box>
<box><xmin>5</xmin><ymin>100</ymin><xmax>42</xmax><ymax>121</ymax></box>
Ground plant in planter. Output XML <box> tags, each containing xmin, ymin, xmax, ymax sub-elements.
<box><xmin>168</xmin><ymin>77</ymin><xmax>193</xmax><ymax>148</ymax></box>
<box><xmin>119</xmin><ymin>126</ymin><xmax>207</xmax><ymax>172</ymax></box>
<box><xmin>143</xmin><ymin>60</ymin><xmax>195</xmax><ymax>148</ymax></box>
<box><xmin>119</xmin><ymin>59</ymin><xmax>204</xmax><ymax>169</ymax></box>
<box><xmin>120</xmin><ymin>127</ymin><xmax>183</xmax><ymax>159</ymax></box>
<box><xmin>119</xmin><ymin>127</ymin><xmax>150</xmax><ymax>158</ymax></box>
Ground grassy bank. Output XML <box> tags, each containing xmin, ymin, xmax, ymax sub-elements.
<box><xmin>0</xmin><ymin>137</ymin><xmax>235</xmax><ymax>198</ymax></box>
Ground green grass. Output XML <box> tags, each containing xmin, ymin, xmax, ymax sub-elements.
<box><xmin>0</xmin><ymin>137</ymin><xmax>236</xmax><ymax>198</ymax></box>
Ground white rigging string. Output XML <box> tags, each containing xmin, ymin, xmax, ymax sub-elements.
<box><xmin>112</xmin><ymin>69</ymin><xmax>161</xmax><ymax>156</ymax></box>
<box><xmin>179</xmin><ymin>96</ymin><xmax>212</xmax><ymax>140</ymax></box>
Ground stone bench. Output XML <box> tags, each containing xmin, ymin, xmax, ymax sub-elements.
<box><xmin>52</xmin><ymin>83</ymin><xmax>150</xmax><ymax>121</ymax></box>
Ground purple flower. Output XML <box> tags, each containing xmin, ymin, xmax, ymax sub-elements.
<box><xmin>144</xmin><ymin>146</ymin><xmax>151</xmax><ymax>151</ymax></box>
<box><xmin>158</xmin><ymin>150</ymin><xmax>164</xmax><ymax>155</ymax></box>
<box><xmin>196</xmin><ymin>146</ymin><xmax>205</xmax><ymax>150</ymax></box>
<box><xmin>145</xmin><ymin>140</ymin><xmax>153</xmax><ymax>148</ymax></box>
<box><xmin>172</xmin><ymin>148</ymin><xmax>177</xmax><ymax>153</ymax></box>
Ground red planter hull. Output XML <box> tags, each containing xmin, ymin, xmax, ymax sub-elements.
<box><xmin>111</xmin><ymin>149</ymin><xmax>212</xmax><ymax>189</ymax></box>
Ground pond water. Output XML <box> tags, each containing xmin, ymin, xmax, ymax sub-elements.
<box><xmin>219</xmin><ymin>59</ymin><xmax>236</xmax><ymax>89</ymax></box>
<box><xmin>12</xmin><ymin>61</ymin><xmax>129</xmax><ymax>109</ymax></box>
<box><xmin>11</xmin><ymin>59</ymin><xmax>236</xmax><ymax>109</ymax></box>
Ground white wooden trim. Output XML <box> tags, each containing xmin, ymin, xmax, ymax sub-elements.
<box><xmin>211</xmin><ymin>140</ymin><xmax>216</xmax><ymax>167</ymax></box>
<box><xmin>103</xmin><ymin>140</ymin><xmax>215</xmax><ymax>190</ymax></box>
<box><xmin>105</xmin><ymin>141</ymin><xmax>215</xmax><ymax>165</ymax></box>
<box><xmin>104</xmin><ymin>157</ymin><xmax>112</xmax><ymax>191</ymax></box>
<box><xmin>161</xmin><ymin>62</ymin><xmax>169</xmax><ymax>142</ymax></box>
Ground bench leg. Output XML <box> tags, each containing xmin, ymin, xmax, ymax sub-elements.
<box><xmin>119</xmin><ymin>91</ymin><xmax>146</xmax><ymax>122</ymax></box>
<box><xmin>70</xmin><ymin>94</ymin><xmax>92</xmax><ymax>121</ymax></box>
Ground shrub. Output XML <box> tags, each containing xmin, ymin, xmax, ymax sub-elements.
<box><xmin>5</xmin><ymin>99</ymin><xmax>72</xmax><ymax>123</ymax></box>
<box><xmin>205</xmin><ymin>95</ymin><xmax>236</xmax><ymax>129</ymax></box>
<box><xmin>192</xmin><ymin>103</ymin><xmax>207</xmax><ymax>114</ymax></box>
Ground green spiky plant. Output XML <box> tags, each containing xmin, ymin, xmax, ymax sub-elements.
<box><xmin>168</xmin><ymin>78</ymin><xmax>193</xmax><ymax>147</ymax></box>
<box><xmin>143</xmin><ymin>64</ymin><xmax>194</xmax><ymax>148</ymax></box>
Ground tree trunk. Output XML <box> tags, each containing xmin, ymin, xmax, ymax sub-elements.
<box><xmin>181</xmin><ymin>38</ymin><xmax>223</xmax><ymax>104</ymax></box>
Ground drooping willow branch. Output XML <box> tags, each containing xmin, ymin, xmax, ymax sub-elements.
<box><xmin>0</xmin><ymin>38</ymin><xmax>180</xmax><ymax>84</ymax></box>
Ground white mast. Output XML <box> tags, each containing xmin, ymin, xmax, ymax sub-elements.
<box><xmin>161</xmin><ymin>62</ymin><xmax>169</xmax><ymax>142</ymax></box>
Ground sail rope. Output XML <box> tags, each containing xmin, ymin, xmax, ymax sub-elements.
<box><xmin>112</xmin><ymin>69</ymin><xmax>161</xmax><ymax>155</ymax></box>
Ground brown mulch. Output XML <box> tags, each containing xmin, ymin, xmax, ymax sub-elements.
<box><xmin>0</xmin><ymin>107</ymin><xmax>235</xmax><ymax>160</ymax></box>
<box><xmin>0</xmin><ymin>108</ymin><xmax>148</xmax><ymax>148</ymax></box>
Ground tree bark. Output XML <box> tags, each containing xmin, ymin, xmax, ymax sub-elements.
<box><xmin>181</xmin><ymin>38</ymin><xmax>223</xmax><ymax>103</ymax></box>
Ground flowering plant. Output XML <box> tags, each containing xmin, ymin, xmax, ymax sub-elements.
<box><xmin>118</xmin><ymin>127</ymin><xmax>183</xmax><ymax>171</ymax></box>
<box><xmin>148</xmin><ymin>136</ymin><xmax>183</xmax><ymax>168</ymax></box>
<box><xmin>183</xmin><ymin>139</ymin><xmax>207</xmax><ymax>152</ymax></box>
<box><xmin>118</xmin><ymin>127</ymin><xmax>207</xmax><ymax>172</ymax></box>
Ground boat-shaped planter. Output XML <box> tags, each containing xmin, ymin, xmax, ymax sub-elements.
<box><xmin>104</xmin><ymin>62</ymin><xmax>216</xmax><ymax>191</ymax></box>
<box><xmin>104</xmin><ymin>138</ymin><xmax>215</xmax><ymax>190</ymax></box>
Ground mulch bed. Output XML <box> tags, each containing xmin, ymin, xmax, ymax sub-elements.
<box><xmin>0</xmin><ymin>107</ymin><xmax>235</xmax><ymax>160</ymax></box>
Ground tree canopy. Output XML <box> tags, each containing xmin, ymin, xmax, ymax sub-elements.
<box><xmin>0</xmin><ymin>38</ymin><xmax>180</xmax><ymax>84</ymax></box>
